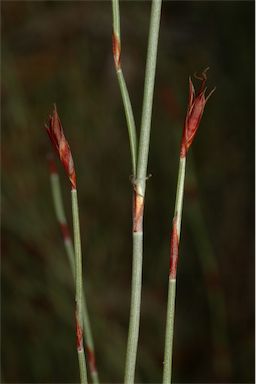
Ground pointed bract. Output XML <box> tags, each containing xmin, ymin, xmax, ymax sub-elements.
<box><xmin>180</xmin><ymin>68</ymin><xmax>215</xmax><ymax>158</ymax></box>
<box><xmin>45</xmin><ymin>105</ymin><xmax>76</xmax><ymax>189</ymax></box>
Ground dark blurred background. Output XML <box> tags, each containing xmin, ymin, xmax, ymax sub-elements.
<box><xmin>1</xmin><ymin>1</ymin><xmax>254</xmax><ymax>383</ymax></box>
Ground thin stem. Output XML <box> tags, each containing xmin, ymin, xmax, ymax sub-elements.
<box><xmin>163</xmin><ymin>156</ymin><xmax>186</xmax><ymax>384</ymax></box>
<box><xmin>116</xmin><ymin>70</ymin><xmax>137</xmax><ymax>175</ymax></box>
<box><xmin>124</xmin><ymin>2</ymin><xmax>162</xmax><ymax>383</ymax></box>
<box><xmin>124</xmin><ymin>231</ymin><xmax>143</xmax><ymax>384</ymax></box>
<box><xmin>112</xmin><ymin>0</ymin><xmax>137</xmax><ymax>176</ymax></box>
<box><xmin>71</xmin><ymin>189</ymin><xmax>88</xmax><ymax>384</ymax></box>
<box><xmin>174</xmin><ymin>157</ymin><xmax>186</xmax><ymax>238</ymax></box>
<box><xmin>49</xmin><ymin>168</ymin><xmax>99</xmax><ymax>383</ymax></box>
<box><xmin>136</xmin><ymin>0</ymin><xmax>162</xmax><ymax>193</ymax></box>
<box><xmin>112</xmin><ymin>0</ymin><xmax>120</xmax><ymax>41</ymax></box>
<box><xmin>50</xmin><ymin>172</ymin><xmax>75</xmax><ymax>274</ymax></box>
<box><xmin>163</xmin><ymin>279</ymin><xmax>176</xmax><ymax>384</ymax></box>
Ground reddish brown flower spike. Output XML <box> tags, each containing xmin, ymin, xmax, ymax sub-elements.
<box><xmin>180</xmin><ymin>68</ymin><xmax>215</xmax><ymax>158</ymax></box>
<box><xmin>169</xmin><ymin>217</ymin><xmax>179</xmax><ymax>279</ymax></box>
<box><xmin>45</xmin><ymin>105</ymin><xmax>76</xmax><ymax>189</ymax></box>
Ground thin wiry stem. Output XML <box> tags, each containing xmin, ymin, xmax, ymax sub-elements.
<box><xmin>48</xmin><ymin>158</ymin><xmax>99</xmax><ymax>383</ymax></box>
<box><xmin>125</xmin><ymin>2</ymin><xmax>162</xmax><ymax>383</ymax></box>
<box><xmin>163</xmin><ymin>157</ymin><xmax>186</xmax><ymax>384</ymax></box>
<box><xmin>136</xmin><ymin>0</ymin><xmax>162</xmax><ymax>192</ymax></box>
<box><xmin>112</xmin><ymin>0</ymin><xmax>137</xmax><ymax>175</ymax></box>
<box><xmin>71</xmin><ymin>188</ymin><xmax>88</xmax><ymax>384</ymax></box>
<box><xmin>111</xmin><ymin>1</ymin><xmax>162</xmax><ymax>382</ymax></box>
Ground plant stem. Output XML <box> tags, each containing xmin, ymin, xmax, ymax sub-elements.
<box><xmin>112</xmin><ymin>0</ymin><xmax>137</xmax><ymax>176</ymax></box>
<box><xmin>49</xmin><ymin>162</ymin><xmax>99</xmax><ymax>383</ymax></box>
<box><xmin>71</xmin><ymin>188</ymin><xmax>88</xmax><ymax>384</ymax></box>
<box><xmin>124</xmin><ymin>2</ymin><xmax>162</xmax><ymax>383</ymax></box>
<box><xmin>163</xmin><ymin>157</ymin><xmax>186</xmax><ymax>384</ymax></box>
<box><xmin>136</xmin><ymin>0</ymin><xmax>162</xmax><ymax>189</ymax></box>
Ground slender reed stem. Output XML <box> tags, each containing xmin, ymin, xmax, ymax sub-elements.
<box><xmin>163</xmin><ymin>157</ymin><xmax>186</xmax><ymax>384</ymax></box>
<box><xmin>71</xmin><ymin>188</ymin><xmax>88</xmax><ymax>384</ymax></box>
<box><xmin>136</xmin><ymin>0</ymin><xmax>162</xmax><ymax>189</ymax></box>
<box><xmin>48</xmin><ymin>159</ymin><xmax>99</xmax><ymax>383</ymax></box>
<box><xmin>163</xmin><ymin>69</ymin><xmax>215</xmax><ymax>383</ymax></box>
<box><xmin>125</xmin><ymin>2</ymin><xmax>162</xmax><ymax>383</ymax></box>
<box><xmin>112</xmin><ymin>0</ymin><xmax>137</xmax><ymax>175</ymax></box>
<box><xmin>112</xmin><ymin>1</ymin><xmax>162</xmax><ymax>382</ymax></box>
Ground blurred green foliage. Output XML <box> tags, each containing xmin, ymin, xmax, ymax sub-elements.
<box><xmin>2</xmin><ymin>1</ymin><xmax>254</xmax><ymax>383</ymax></box>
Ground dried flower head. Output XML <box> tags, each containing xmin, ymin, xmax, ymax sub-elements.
<box><xmin>180</xmin><ymin>67</ymin><xmax>216</xmax><ymax>157</ymax></box>
<box><xmin>45</xmin><ymin>105</ymin><xmax>76</xmax><ymax>189</ymax></box>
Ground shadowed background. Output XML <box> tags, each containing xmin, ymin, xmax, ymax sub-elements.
<box><xmin>1</xmin><ymin>1</ymin><xmax>254</xmax><ymax>383</ymax></box>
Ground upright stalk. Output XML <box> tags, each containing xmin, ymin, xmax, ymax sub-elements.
<box><xmin>163</xmin><ymin>157</ymin><xmax>186</xmax><ymax>384</ymax></box>
<box><xmin>112</xmin><ymin>1</ymin><xmax>162</xmax><ymax>382</ymax></box>
<box><xmin>162</xmin><ymin>69</ymin><xmax>215</xmax><ymax>383</ymax></box>
<box><xmin>130</xmin><ymin>2</ymin><xmax>162</xmax><ymax>383</ymax></box>
<box><xmin>72</xmin><ymin>188</ymin><xmax>88</xmax><ymax>384</ymax></box>
<box><xmin>48</xmin><ymin>156</ymin><xmax>99</xmax><ymax>383</ymax></box>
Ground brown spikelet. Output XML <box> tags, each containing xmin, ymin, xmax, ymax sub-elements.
<box><xmin>45</xmin><ymin>105</ymin><xmax>76</xmax><ymax>189</ymax></box>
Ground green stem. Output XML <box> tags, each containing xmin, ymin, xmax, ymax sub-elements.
<box><xmin>124</xmin><ymin>231</ymin><xmax>143</xmax><ymax>384</ymax></box>
<box><xmin>163</xmin><ymin>279</ymin><xmax>176</xmax><ymax>384</ymax></box>
<box><xmin>116</xmin><ymin>70</ymin><xmax>137</xmax><ymax>175</ymax></box>
<box><xmin>112</xmin><ymin>0</ymin><xmax>120</xmax><ymax>41</ymax></box>
<box><xmin>51</xmin><ymin>172</ymin><xmax>75</xmax><ymax>275</ymax></box>
<box><xmin>163</xmin><ymin>156</ymin><xmax>186</xmax><ymax>384</ymax></box>
<box><xmin>112</xmin><ymin>0</ymin><xmax>137</xmax><ymax>175</ymax></box>
<box><xmin>136</xmin><ymin>0</ymin><xmax>162</xmax><ymax>190</ymax></box>
<box><xmin>124</xmin><ymin>2</ymin><xmax>162</xmax><ymax>383</ymax></box>
<box><xmin>174</xmin><ymin>157</ymin><xmax>186</xmax><ymax>238</ymax></box>
<box><xmin>71</xmin><ymin>188</ymin><xmax>88</xmax><ymax>384</ymax></box>
<box><xmin>50</xmin><ymin>171</ymin><xmax>99</xmax><ymax>383</ymax></box>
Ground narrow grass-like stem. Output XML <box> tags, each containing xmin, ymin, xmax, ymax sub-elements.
<box><xmin>125</xmin><ymin>2</ymin><xmax>162</xmax><ymax>383</ymax></box>
<box><xmin>71</xmin><ymin>188</ymin><xmax>88</xmax><ymax>384</ymax></box>
<box><xmin>163</xmin><ymin>69</ymin><xmax>215</xmax><ymax>383</ymax></box>
<box><xmin>112</xmin><ymin>1</ymin><xmax>162</xmax><ymax>382</ymax></box>
<box><xmin>48</xmin><ymin>158</ymin><xmax>99</xmax><ymax>383</ymax></box>
<box><xmin>112</xmin><ymin>0</ymin><xmax>137</xmax><ymax>175</ymax></box>
<box><xmin>136</xmin><ymin>0</ymin><xmax>162</xmax><ymax>190</ymax></box>
<box><xmin>163</xmin><ymin>278</ymin><xmax>176</xmax><ymax>384</ymax></box>
<box><xmin>163</xmin><ymin>157</ymin><xmax>186</xmax><ymax>384</ymax></box>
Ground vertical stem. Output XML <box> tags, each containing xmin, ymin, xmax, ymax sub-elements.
<box><xmin>163</xmin><ymin>157</ymin><xmax>186</xmax><ymax>384</ymax></box>
<box><xmin>136</xmin><ymin>0</ymin><xmax>162</xmax><ymax>190</ymax></box>
<box><xmin>174</xmin><ymin>157</ymin><xmax>186</xmax><ymax>238</ymax></box>
<box><xmin>49</xmin><ymin>164</ymin><xmax>99</xmax><ymax>383</ymax></box>
<box><xmin>50</xmin><ymin>172</ymin><xmax>75</xmax><ymax>275</ymax></box>
<box><xmin>124</xmin><ymin>230</ymin><xmax>143</xmax><ymax>384</ymax></box>
<box><xmin>163</xmin><ymin>279</ymin><xmax>176</xmax><ymax>384</ymax></box>
<box><xmin>124</xmin><ymin>2</ymin><xmax>162</xmax><ymax>383</ymax></box>
<box><xmin>71</xmin><ymin>189</ymin><xmax>88</xmax><ymax>384</ymax></box>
